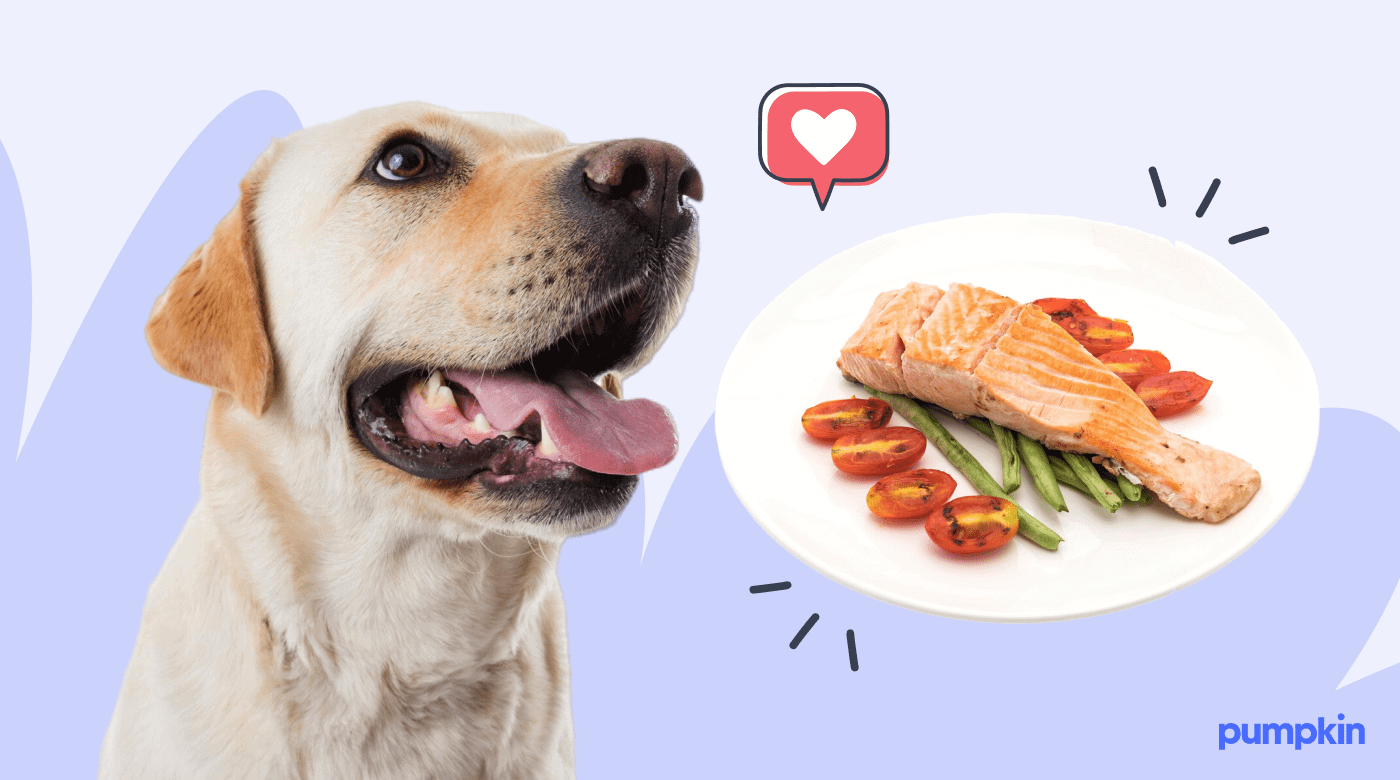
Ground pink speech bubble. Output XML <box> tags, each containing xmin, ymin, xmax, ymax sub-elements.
<box><xmin>759</xmin><ymin>84</ymin><xmax>889</xmax><ymax>210</ymax></box>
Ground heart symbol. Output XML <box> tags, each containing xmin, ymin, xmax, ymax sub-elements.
<box><xmin>790</xmin><ymin>109</ymin><xmax>857</xmax><ymax>166</ymax></box>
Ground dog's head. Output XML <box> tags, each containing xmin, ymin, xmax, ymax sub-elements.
<box><xmin>146</xmin><ymin>102</ymin><xmax>701</xmax><ymax>536</ymax></box>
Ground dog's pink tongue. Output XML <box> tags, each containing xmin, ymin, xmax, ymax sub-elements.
<box><xmin>445</xmin><ymin>369</ymin><xmax>677</xmax><ymax>475</ymax></box>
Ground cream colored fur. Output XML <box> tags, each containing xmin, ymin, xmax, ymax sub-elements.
<box><xmin>99</xmin><ymin>103</ymin><xmax>697</xmax><ymax>779</ymax></box>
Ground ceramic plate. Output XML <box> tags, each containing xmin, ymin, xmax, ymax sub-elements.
<box><xmin>715</xmin><ymin>214</ymin><xmax>1318</xmax><ymax>621</ymax></box>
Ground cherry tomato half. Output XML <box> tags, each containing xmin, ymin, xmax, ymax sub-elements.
<box><xmin>801</xmin><ymin>397</ymin><xmax>893</xmax><ymax>440</ymax></box>
<box><xmin>1135</xmin><ymin>371</ymin><xmax>1212</xmax><ymax>417</ymax></box>
<box><xmin>866</xmin><ymin>469</ymin><xmax>957</xmax><ymax>519</ymax></box>
<box><xmin>1097</xmin><ymin>349</ymin><xmax>1171</xmax><ymax>388</ymax></box>
<box><xmin>1058</xmin><ymin>315</ymin><xmax>1135</xmax><ymax>356</ymax></box>
<box><xmin>831</xmin><ymin>427</ymin><xmax>927</xmax><ymax>477</ymax></box>
<box><xmin>1031</xmin><ymin>297</ymin><xmax>1098</xmax><ymax>323</ymax></box>
<box><xmin>925</xmin><ymin>495</ymin><xmax>1019</xmax><ymax>554</ymax></box>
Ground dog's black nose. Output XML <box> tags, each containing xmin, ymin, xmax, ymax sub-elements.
<box><xmin>582</xmin><ymin>139</ymin><xmax>702</xmax><ymax>243</ymax></box>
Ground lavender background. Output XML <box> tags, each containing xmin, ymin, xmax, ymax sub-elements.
<box><xmin>3</xmin><ymin>5</ymin><xmax>1398</xmax><ymax>776</ymax></box>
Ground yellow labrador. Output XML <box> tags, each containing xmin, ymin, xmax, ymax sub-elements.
<box><xmin>99</xmin><ymin>102</ymin><xmax>701</xmax><ymax>779</ymax></box>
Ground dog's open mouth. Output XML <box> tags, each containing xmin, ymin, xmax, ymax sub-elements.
<box><xmin>349</xmin><ymin>289</ymin><xmax>678</xmax><ymax>487</ymax></box>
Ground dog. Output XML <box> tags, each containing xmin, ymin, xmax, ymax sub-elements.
<box><xmin>99</xmin><ymin>102</ymin><xmax>701</xmax><ymax>779</ymax></box>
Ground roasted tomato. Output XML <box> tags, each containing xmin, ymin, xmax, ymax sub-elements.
<box><xmin>866</xmin><ymin>469</ymin><xmax>957</xmax><ymax>519</ymax></box>
<box><xmin>1097</xmin><ymin>349</ymin><xmax>1171</xmax><ymax>388</ymax></box>
<box><xmin>801</xmin><ymin>397</ymin><xmax>893</xmax><ymax>440</ymax></box>
<box><xmin>1031</xmin><ymin>297</ymin><xmax>1098</xmax><ymax>323</ymax></box>
<box><xmin>831</xmin><ymin>427</ymin><xmax>927</xmax><ymax>476</ymax></box>
<box><xmin>1058</xmin><ymin>315</ymin><xmax>1134</xmax><ymax>356</ymax></box>
<box><xmin>925</xmin><ymin>495</ymin><xmax>1019</xmax><ymax>554</ymax></box>
<box><xmin>1135</xmin><ymin>371</ymin><xmax>1212</xmax><ymax>417</ymax></box>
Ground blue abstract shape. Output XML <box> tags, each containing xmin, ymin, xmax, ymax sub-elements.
<box><xmin>562</xmin><ymin>408</ymin><xmax>1398</xmax><ymax>778</ymax></box>
<box><xmin>0</xmin><ymin>139</ymin><xmax>29</xmax><ymax>453</ymax></box>
<box><xmin>0</xmin><ymin>91</ymin><xmax>300</xmax><ymax>778</ymax></box>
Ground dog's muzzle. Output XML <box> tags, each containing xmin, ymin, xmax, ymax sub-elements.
<box><xmin>579</xmin><ymin>139</ymin><xmax>703</xmax><ymax>247</ymax></box>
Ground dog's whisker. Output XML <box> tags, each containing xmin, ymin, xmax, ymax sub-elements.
<box><xmin>478</xmin><ymin>535</ymin><xmax>540</xmax><ymax>560</ymax></box>
<box><xmin>525</xmin><ymin>536</ymin><xmax>551</xmax><ymax>565</ymax></box>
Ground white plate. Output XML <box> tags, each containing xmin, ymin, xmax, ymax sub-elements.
<box><xmin>715</xmin><ymin>214</ymin><xmax>1319</xmax><ymax>622</ymax></box>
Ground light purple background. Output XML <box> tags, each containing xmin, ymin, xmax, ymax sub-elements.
<box><xmin>2</xmin><ymin>3</ymin><xmax>1397</xmax><ymax>776</ymax></box>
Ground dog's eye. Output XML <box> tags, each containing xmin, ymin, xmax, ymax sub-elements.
<box><xmin>375</xmin><ymin>143</ymin><xmax>430</xmax><ymax>180</ymax></box>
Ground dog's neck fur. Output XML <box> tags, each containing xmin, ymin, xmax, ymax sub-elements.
<box><xmin>173</xmin><ymin>395</ymin><xmax>576</xmax><ymax>779</ymax></box>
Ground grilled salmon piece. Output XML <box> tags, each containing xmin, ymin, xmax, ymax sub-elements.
<box><xmin>844</xmin><ymin>283</ymin><xmax>1260</xmax><ymax>523</ymax></box>
<box><xmin>902</xmin><ymin>283</ymin><xmax>1022</xmax><ymax>417</ymax></box>
<box><xmin>836</xmin><ymin>282</ymin><xmax>944</xmax><ymax>394</ymax></box>
<box><xmin>973</xmin><ymin>304</ymin><xmax>1258</xmax><ymax>522</ymax></box>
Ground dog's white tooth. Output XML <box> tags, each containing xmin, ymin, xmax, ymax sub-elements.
<box><xmin>434</xmin><ymin>384</ymin><xmax>455</xmax><ymax>407</ymax></box>
<box><xmin>469</xmin><ymin>413</ymin><xmax>492</xmax><ymax>434</ymax></box>
<box><xmin>419</xmin><ymin>370</ymin><xmax>456</xmax><ymax>408</ymax></box>
<box><xmin>538</xmin><ymin>420</ymin><xmax>559</xmax><ymax>457</ymax></box>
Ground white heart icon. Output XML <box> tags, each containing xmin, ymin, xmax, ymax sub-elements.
<box><xmin>790</xmin><ymin>109</ymin><xmax>857</xmax><ymax>166</ymax></box>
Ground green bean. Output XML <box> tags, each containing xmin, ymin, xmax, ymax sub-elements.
<box><xmin>1050</xmin><ymin>454</ymin><xmax>1152</xmax><ymax>506</ymax></box>
<box><xmin>962</xmin><ymin>415</ymin><xmax>995</xmax><ymax>439</ymax></box>
<box><xmin>1102</xmin><ymin>472</ymin><xmax>1128</xmax><ymax>502</ymax></box>
<box><xmin>1061</xmin><ymin>451</ymin><xmax>1123</xmax><ymax>512</ymax></box>
<box><xmin>866</xmin><ymin>387</ymin><xmax>1062</xmax><ymax>551</ymax></box>
<box><xmin>1016</xmin><ymin>433</ymin><xmax>1068</xmax><ymax>512</ymax></box>
<box><xmin>1107</xmin><ymin>474</ymin><xmax>1150</xmax><ymax>505</ymax></box>
<box><xmin>1115</xmin><ymin>472</ymin><xmax>1144</xmax><ymax>502</ymax></box>
<box><xmin>1048</xmin><ymin>456</ymin><xmax>1096</xmax><ymax>498</ymax></box>
<box><xmin>989</xmin><ymin>421</ymin><xmax>1021</xmax><ymax>493</ymax></box>
<box><xmin>1092</xmin><ymin>463</ymin><xmax>1149</xmax><ymax>505</ymax></box>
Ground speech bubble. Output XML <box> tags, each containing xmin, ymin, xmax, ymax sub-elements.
<box><xmin>759</xmin><ymin>83</ymin><xmax>889</xmax><ymax>210</ymax></box>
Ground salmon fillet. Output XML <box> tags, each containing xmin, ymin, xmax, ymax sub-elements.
<box><xmin>836</xmin><ymin>282</ymin><xmax>944</xmax><ymax>394</ymax></box>
<box><xmin>840</xmin><ymin>283</ymin><xmax>1260</xmax><ymax>523</ymax></box>
<box><xmin>902</xmin><ymin>283</ymin><xmax>1021</xmax><ymax>417</ymax></box>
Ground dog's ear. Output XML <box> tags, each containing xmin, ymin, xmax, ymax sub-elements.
<box><xmin>146</xmin><ymin>159</ymin><xmax>275</xmax><ymax>415</ymax></box>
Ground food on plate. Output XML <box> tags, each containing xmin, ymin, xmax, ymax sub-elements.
<box><xmin>801</xmin><ymin>397</ymin><xmax>892</xmax><ymax>440</ymax></box>
<box><xmin>1114</xmin><ymin>471</ymin><xmax>1144</xmax><ymax>502</ymax></box>
<box><xmin>837</xmin><ymin>282</ymin><xmax>944</xmax><ymax>395</ymax></box>
<box><xmin>841</xmin><ymin>283</ymin><xmax>1259</xmax><ymax>523</ymax></box>
<box><xmin>1030</xmin><ymin>297</ymin><xmax>1097</xmax><ymax>323</ymax></box>
<box><xmin>1097</xmin><ymin>349</ymin><xmax>1171</xmax><ymax>388</ymax></box>
<box><xmin>961</xmin><ymin>415</ymin><xmax>1149</xmax><ymax>508</ymax></box>
<box><xmin>989</xmin><ymin>420</ymin><xmax>1021</xmax><ymax>493</ymax></box>
<box><xmin>926</xmin><ymin>495</ymin><xmax>1019</xmax><ymax>554</ymax></box>
<box><xmin>1135</xmin><ymin>371</ymin><xmax>1213</xmax><ymax>418</ymax></box>
<box><xmin>1046</xmin><ymin>454</ymin><xmax>1145</xmax><ymax>505</ymax></box>
<box><xmin>893</xmin><ymin>283</ymin><xmax>1022</xmax><ymax>416</ymax></box>
<box><xmin>1061</xmin><ymin>451</ymin><xmax>1123</xmax><ymax>512</ymax></box>
<box><xmin>1056</xmin><ymin>315</ymin><xmax>1135</xmax><ymax>356</ymax></box>
<box><xmin>865</xmin><ymin>388</ymin><xmax>1062</xmax><ymax>550</ymax></box>
<box><xmin>1015</xmin><ymin>431</ymin><xmax>1068</xmax><ymax>513</ymax></box>
<box><xmin>866</xmin><ymin>469</ymin><xmax>957</xmax><ymax>519</ymax></box>
<box><xmin>961</xmin><ymin>415</ymin><xmax>995</xmax><ymax>437</ymax></box>
<box><xmin>830</xmin><ymin>427</ymin><xmax>927</xmax><ymax>476</ymax></box>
